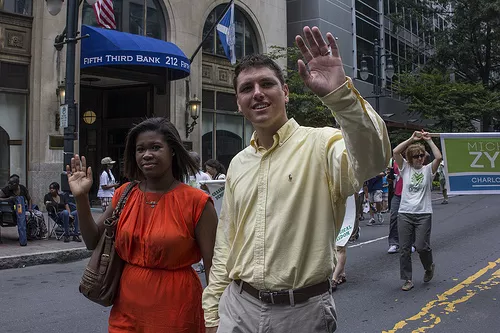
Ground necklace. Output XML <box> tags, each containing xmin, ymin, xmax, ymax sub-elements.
<box><xmin>143</xmin><ymin>179</ymin><xmax>175</xmax><ymax>208</ymax></box>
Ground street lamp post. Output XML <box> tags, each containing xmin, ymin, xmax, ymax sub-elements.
<box><xmin>61</xmin><ymin>0</ymin><xmax>78</xmax><ymax>193</ymax></box>
<box><xmin>359</xmin><ymin>39</ymin><xmax>395</xmax><ymax>113</ymax></box>
<box><xmin>47</xmin><ymin>0</ymin><xmax>89</xmax><ymax>192</ymax></box>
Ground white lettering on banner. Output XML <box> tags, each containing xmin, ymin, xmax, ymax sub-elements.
<box><xmin>470</xmin><ymin>152</ymin><xmax>484</xmax><ymax>168</ymax></box>
<box><xmin>469</xmin><ymin>151</ymin><xmax>499</xmax><ymax>168</ymax></box>
<box><xmin>83</xmin><ymin>57</ymin><xmax>103</xmax><ymax>64</ymax></box>
<box><xmin>484</xmin><ymin>152</ymin><xmax>499</xmax><ymax>168</ymax></box>
<box><xmin>471</xmin><ymin>177</ymin><xmax>500</xmax><ymax>184</ymax></box>
<box><xmin>136</xmin><ymin>55</ymin><xmax>161</xmax><ymax>64</ymax></box>
<box><xmin>468</xmin><ymin>142</ymin><xmax>500</xmax><ymax>152</ymax></box>
<box><xmin>180</xmin><ymin>60</ymin><xmax>190</xmax><ymax>69</ymax></box>
<box><xmin>165</xmin><ymin>56</ymin><xmax>178</xmax><ymax>66</ymax></box>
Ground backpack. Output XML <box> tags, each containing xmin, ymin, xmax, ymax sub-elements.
<box><xmin>26</xmin><ymin>211</ymin><xmax>47</xmax><ymax>240</ymax></box>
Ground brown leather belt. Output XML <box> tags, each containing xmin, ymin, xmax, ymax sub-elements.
<box><xmin>234</xmin><ymin>280</ymin><xmax>331</xmax><ymax>305</ymax></box>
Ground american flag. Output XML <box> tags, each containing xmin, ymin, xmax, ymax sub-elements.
<box><xmin>92</xmin><ymin>0</ymin><xmax>116</xmax><ymax>30</ymax></box>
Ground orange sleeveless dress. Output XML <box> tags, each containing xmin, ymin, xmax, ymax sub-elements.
<box><xmin>108</xmin><ymin>182</ymin><xmax>211</xmax><ymax>333</ymax></box>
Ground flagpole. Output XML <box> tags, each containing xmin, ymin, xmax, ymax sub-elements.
<box><xmin>189</xmin><ymin>0</ymin><xmax>234</xmax><ymax>63</ymax></box>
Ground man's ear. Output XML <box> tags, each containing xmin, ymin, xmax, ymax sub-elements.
<box><xmin>283</xmin><ymin>83</ymin><xmax>289</xmax><ymax>103</ymax></box>
<box><xmin>236</xmin><ymin>96</ymin><xmax>242</xmax><ymax>113</ymax></box>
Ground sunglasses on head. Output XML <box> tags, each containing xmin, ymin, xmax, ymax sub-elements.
<box><xmin>412</xmin><ymin>153</ymin><xmax>425</xmax><ymax>159</ymax></box>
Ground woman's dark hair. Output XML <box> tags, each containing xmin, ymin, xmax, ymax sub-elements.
<box><xmin>205</xmin><ymin>159</ymin><xmax>226</xmax><ymax>176</ymax></box>
<box><xmin>100</xmin><ymin>165</ymin><xmax>112</xmax><ymax>182</ymax></box>
<box><xmin>49</xmin><ymin>182</ymin><xmax>60</xmax><ymax>191</ymax></box>
<box><xmin>123</xmin><ymin>117</ymin><xmax>198</xmax><ymax>181</ymax></box>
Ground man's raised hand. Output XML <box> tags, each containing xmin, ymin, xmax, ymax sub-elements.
<box><xmin>295</xmin><ymin>26</ymin><xmax>346</xmax><ymax>97</ymax></box>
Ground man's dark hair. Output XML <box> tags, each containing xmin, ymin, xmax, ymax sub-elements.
<box><xmin>123</xmin><ymin>117</ymin><xmax>198</xmax><ymax>181</ymax></box>
<box><xmin>233</xmin><ymin>54</ymin><xmax>285</xmax><ymax>91</ymax></box>
<box><xmin>49</xmin><ymin>182</ymin><xmax>60</xmax><ymax>191</ymax></box>
<box><xmin>9</xmin><ymin>174</ymin><xmax>20</xmax><ymax>180</ymax></box>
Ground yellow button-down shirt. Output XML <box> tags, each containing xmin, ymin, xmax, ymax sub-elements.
<box><xmin>202</xmin><ymin>78</ymin><xmax>391</xmax><ymax>327</ymax></box>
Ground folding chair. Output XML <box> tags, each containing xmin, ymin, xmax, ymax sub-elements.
<box><xmin>47</xmin><ymin>205</ymin><xmax>75</xmax><ymax>240</ymax></box>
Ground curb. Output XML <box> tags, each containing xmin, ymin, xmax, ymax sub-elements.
<box><xmin>0</xmin><ymin>247</ymin><xmax>92</xmax><ymax>270</ymax></box>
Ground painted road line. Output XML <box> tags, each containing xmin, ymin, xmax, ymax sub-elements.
<box><xmin>348</xmin><ymin>236</ymin><xmax>387</xmax><ymax>248</ymax></box>
<box><xmin>383</xmin><ymin>258</ymin><xmax>500</xmax><ymax>333</ymax></box>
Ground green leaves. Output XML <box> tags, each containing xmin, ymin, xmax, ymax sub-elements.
<box><xmin>394</xmin><ymin>71</ymin><xmax>500</xmax><ymax>132</ymax></box>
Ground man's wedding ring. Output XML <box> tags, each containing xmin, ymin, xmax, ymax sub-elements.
<box><xmin>322</xmin><ymin>49</ymin><xmax>332</xmax><ymax>56</ymax></box>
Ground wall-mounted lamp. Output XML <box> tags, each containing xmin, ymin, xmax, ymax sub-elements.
<box><xmin>56</xmin><ymin>81</ymin><xmax>66</xmax><ymax>105</ymax></box>
<box><xmin>186</xmin><ymin>94</ymin><xmax>201</xmax><ymax>138</ymax></box>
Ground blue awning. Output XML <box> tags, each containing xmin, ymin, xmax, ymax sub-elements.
<box><xmin>81</xmin><ymin>25</ymin><xmax>190</xmax><ymax>80</ymax></box>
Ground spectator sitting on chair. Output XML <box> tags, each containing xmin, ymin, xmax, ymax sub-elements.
<box><xmin>44</xmin><ymin>182</ymin><xmax>82</xmax><ymax>243</ymax></box>
<box><xmin>0</xmin><ymin>174</ymin><xmax>32</xmax><ymax>246</ymax></box>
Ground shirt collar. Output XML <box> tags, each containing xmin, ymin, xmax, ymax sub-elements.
<box><xmin>250</xmin><ymin>118</ymin><xmax>300</xmax><ymax>152</ymax></box>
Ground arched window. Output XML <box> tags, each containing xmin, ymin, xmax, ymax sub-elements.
<box><xmin>202</xmin><ymin>5</ymin><xmax>259</xmax><ymax>60</ymax></box>
<box><xmin>82</xmin><ymin>0</ymin><xmax>166</xmax><ymax>40</ymax></box>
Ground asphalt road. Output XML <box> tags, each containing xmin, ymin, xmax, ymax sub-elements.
<box><xmin>0</xmin><ymin>194</ymin><xmax>498</xmax><ymax>333</ymax></box>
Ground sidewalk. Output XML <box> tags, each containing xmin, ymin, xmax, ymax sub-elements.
<box><xmin>0</xmin><ymin>209</ymin><xmax>102</xmax><ymax>270</ymax></box>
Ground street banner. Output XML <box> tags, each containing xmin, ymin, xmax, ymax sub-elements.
<box><xmin>440</xmin><ymin>133</ymin><xmax>500</xmax><ymax>195</ymax></box>
<box><xmin>200</xmin><ymin>180</ymin><xmax>226</xmax><ymax>216</ymax></box>
<box><xmin>335</xmin><ymin>195</ymin><xmax>356</xmax><ymax>247</ymax></box>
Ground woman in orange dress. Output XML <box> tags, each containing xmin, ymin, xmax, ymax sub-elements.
<box><xmin>67</xmin><ymin>118</ymin><xmax>218</xmax><ymax>332</ymax></box>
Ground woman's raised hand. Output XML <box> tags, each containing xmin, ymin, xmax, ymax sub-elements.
<box><xmin>410</xmin><ymin>131</ymin><xmax>423</xmax><ymax>142</ymax></box>
<box><xmin>65</xmin><ymin>154</ymin><xmax>93</xmax><ymax>198</ymax></box>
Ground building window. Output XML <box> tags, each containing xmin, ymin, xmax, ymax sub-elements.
<box><xmin>202</xmin><ymin>4</ymin><xmax>259</xmax><ymax>61</ymax></box>
<box><xmin>1</xmin><ymin>0</ymin><xmax>32</xmax><ymax>16</ymax></box>
<box><xmin>82</xmin><ymin>0</ymin><xmax>166</xmax><ymax>40</ymax></box>
<box><xmin>356</xmin><ymin>17</ymin><xmax>380</xmax><ymax>43</ymax></box>
<box><xmin>0</xmin><ymin>62</ymin><xmax>29</xmax><ymax>90</ymax></box>
<box><xmin>202</xmin><ymin>90</ymin><xmax>254</xmax><ymax>169</ymax></box>
<box><xmin>355</xmin><ymin>0</ymin><xmax>379</xmax><ymax>24</ymax></box>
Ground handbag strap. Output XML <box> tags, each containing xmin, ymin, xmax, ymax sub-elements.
<box><xmin>104</xmin><ymin>181</ymin><xmax>138</xmax><ymax>236</ymax></box>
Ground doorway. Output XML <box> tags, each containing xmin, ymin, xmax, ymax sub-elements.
<box><xmin>0</xmin><ymin>127</ymin><xmax>9</xmax><ymax>183</ymax></box>
<box><xmin>80</xmin><ymin>78</ymin><xmax>154</xmax><ymax>200</ymax></box>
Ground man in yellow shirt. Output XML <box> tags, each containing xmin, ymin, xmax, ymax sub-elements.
<box><xmin>203</xmin><ymin>26</ymin><xmax>391</xmax><ymax>333</ymax></box>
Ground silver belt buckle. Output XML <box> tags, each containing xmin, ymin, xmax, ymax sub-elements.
<box><xmin>259</xmin><ymin>290</ymin><xmax>278</xmax><ymax>304</ymax></box>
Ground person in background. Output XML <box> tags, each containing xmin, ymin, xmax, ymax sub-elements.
<box><xmin>0</xmin><ymin>174</ymin><xmax>32</xmax><ymax>246</ymax></box>
<box><xmin>382</xmin><ymin>171</ymin><xmax>389</xmax><ymax>212</ymax></box>
<box><xmin>44</xmin><ymin>182</ymin><xmax>81</xmax><ymax>243</ymax></box>
<box><xmin>437</xmin><ymin>161</ymin><xmax>449</xmax><ymax>204</ymax></box>
<box><xmin>365</xmin><ymin>173</ymin><xmax>385</xmax><ymax>225</ymax></box>
<box><xmin>393</xmin><ymin>130</ymin><xmax>442</xmax><ymax>291</ymax></box>
<box><xmin>97</xmin><ymin>157</ymin><xmax>120</xmax><ymax>212</ymax></box>
<box><xmin>386</xmin><ymin>158</ymin><xmax>396</xmax><ymax>209</ymax></box>
<box><xmin>188</xmin><ymin>151</ymin><xmax>212</xmax><ymax>191</ymax></box>
<box><xmin>204</xmin><ymin>159</ymin><xmax>226</xmax><ymax>180</ymax></box>
<box><xmin>188</xmin><ymin>151</ymin><xmax>212</xmax><ymax>273</ymax></box>
<box><xmin>67</xmin><ymin>117</ymin><xmax>218</xmax><ymax>332</ymax></box>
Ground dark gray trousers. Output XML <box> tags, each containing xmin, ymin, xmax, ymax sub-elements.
<box><xmin>398</xmin><ymin>213</ymin><xmax>433</xmax><ymax>281</ymax></box>
<box><xmin>388</xmin><ymin>195</ymin><xmax>401</xmax><ymax>246</ymax></box>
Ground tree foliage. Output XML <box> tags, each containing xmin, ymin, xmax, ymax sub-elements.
<box><xmin>268</xmin><ymin>46</ymin><xmax>336</xmax><ymax>128</ymax></box>
<box><xmin>392</xmin><ymin>0</ymin><xmax>500</xmax><ymax>130</ymax></box>
<box><xmin>395</xmin><ymin>71</ymin><xmax>500</xmax><ymax>132</ymax></box>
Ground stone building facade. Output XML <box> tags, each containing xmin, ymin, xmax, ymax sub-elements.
<box><xmin>0</xmin><ymin>0</ymin><xmax>286</xmax><ymax>206</ymax></box>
